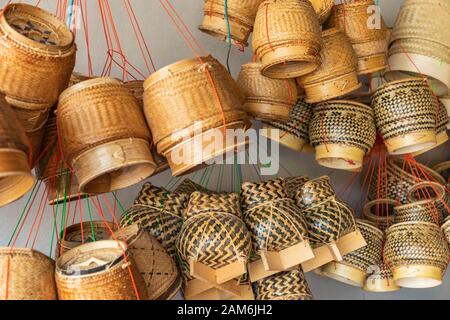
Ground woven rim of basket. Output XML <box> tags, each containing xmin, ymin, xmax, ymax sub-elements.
<box><xmin>385</xmin><ymin>220</ymin><xmax>441</xmax><ymax>236</ymax></box>
<box><xmin>59</xmin><ymin>77</ymin><xmax>123</xmax><ymax>103</ymax></box>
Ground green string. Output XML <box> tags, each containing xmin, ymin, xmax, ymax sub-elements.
<box><xmin>86</xmin><ymin>196</ymin><xmax>96</xmax><ymax>242</ymax></box>
<box><xmin>49</xmin><ymin>161</ymin><xmax>66</xmax><ymax>256</ymax></box>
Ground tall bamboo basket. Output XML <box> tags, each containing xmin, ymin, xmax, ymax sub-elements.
<box><xmin>371</xmin><ymin>79</ymin><xmax>439</xmax><ymax>155</ymax></box>
<box><xmin>55</xmin><ymin>240</ymin><xmax>148</xmax><ymax>300</ymax></box>
<box><xmin>261</xmin><ymin>99</ymin><xmax>314</xmax><ymax>153</ymax></box>
<box><xmin>385</xmin><ymin>0</ymin><xmax>450</xmax><ymax>96</ymax></box>
<box><xmin>298</xmin><ymin>29</ymin><xmax>361</xmax><ymax>104</ymax></box>
<box><xmin>57</xmin><ymin>77</ymin><xmax>156</xmax><ymax>194</ymax></box>
<box><xmin>325</xmin><ymin>0</ymin><xmax>389</xmax><ymax>75</ymax></box>
<box><xmin>143</xmin><ymin>55</ymin><xmax>249</xmax><ymax>176</ymax></box>
<box><xmin>433</xmin><ymin>162</ymin><xmax>450</xmax><ymax>183</ymax></box>
<box><xmin>0</xmin><ymin>248</ymin><xmax>57</xmax><ymax>300</ymax></box>
<box><xmin>237</xmin><ymin>62</ymin><xmax>298</xmax><ymax>122</ymax></box>
<box><xmin>309</xmin><ymin>101</ymin><xmax>376</xmax><ymax>171</ymax></box>
<box><xmin>120</xmin><ymin>183</ymin><xmax>188</xmax><ymax>260</ymax></box>
<box><xmin>256</xmin><ymin>267</ymin><xmax>313</xmax><ymax>300</ymax></box>
<box><xmin>319</xmin><ymin>220</ymin><xmax>383</xmax><ymax>287</ymax></box>
<box><xmin>308</xmin><ymin>0</ymin><xmax>334</xmax><ymax>25</ymax></box>
<box><xmin>252</xmin><ymin>0</ymin><xmax>322</xmax><ymax>79</ymax></box>
<box><xmin>0</xmin><ymin>4</ymin><xmax>76</xmax><ymax>124</ymax></box>
<box><xmin>199</xmin><ymin>0</ymin><xmax>264</xmax><ymax>47</ymax></box>
<box><xmin>384</xmin><ymin>221</ymin><xmax>449</xmax><ymax>288</ymax></box>
<box><xmin>295</xmin><ymin>176</ymin><xmax>366</xmax><ymax>272</ymax></box>
<box><xmin>368</xmin><ymin>158</ymin><xmax>446</xmax><ymax>204</ymax></box>
<box><xmin>111</xmin><ymin>225</ymin><xmax>181</xmax><ymax>300</ymax></box>
<box><xmin>0</xmin><ymin>96</ymin><xmax>35</xmax><ymax>208</ymax></box>
<box><xmin>241</xmin><ymin>179</ymin><xmax>313</xmax><ymax>282</ymax></box>
<box><xmin>363</xmin><ymin>199</ymin><xmax>400</xmax><ymax>232</ymax></box>
<box><xmin>406</xmin><ymin>182</ymin><xmax>450</xmax><ymax>224</ymax></box>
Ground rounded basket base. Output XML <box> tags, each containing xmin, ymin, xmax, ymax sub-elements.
<box><xmin>74</xmin><ymin>138</ymin><xmax>156</xmax><ymax>194</ymax></box>
<box><xmin>199</xmin><ymin>14</ymin><xmax>250</xmax><ymax>47</ymax></box>
<box><xmin>320</xmin><ymin>262</ymin><xmax>366</xmax><ymax>288</ymax></box>
<box><xmin>364</xmin><ymin>277</ymin><xmax>401</xmax><ymax>293</ymax></box>
<box><xmin>244</xmin><ymin>101</ymin><xmax>292</xmax><ymax>122</ymax></box>
<box><xmin>412</xmin><ymin>131</ymin><xmax>449</xmax><ymax>157</ymax></box>
<box><xmin>384</xmin><ymin>130</ymin><xmax>437</xmax><ymax>155</ymax></box>
<box><xmin>0</xmin><ymin>149</ymin><xmax>35</xmax><ymax>208</ymax></box>
<box><xmin>261</xmin><ymin>125</ymin><xmax>307</xmax><ymax>152</ymax></box>
<box><xmin>393</xmin><ymin>265</ymin><xmax>443</xmax><ymax>289</ymax></box>
<box><xmin>315</xmin><ymin>144</ymin><xmax>365</xmax><ymax>171</ymax></box>
<box><xmin>357</xmin><ymin>54</ymin><xmax>388</xmax><ymax>75</ymax></box>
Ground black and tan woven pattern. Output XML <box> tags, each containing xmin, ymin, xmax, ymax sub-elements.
<box><xmin>295</xmin><ymin>176</ymin><xmax>356</xmax><ymax>246</ymax></box>
<box><xmin>174</xmin><ymin>179</ymin><xmax>209</xmax><ymax>196</ymax></box>
<box><xmin>241</xmin><ymin>179</ymin><xmax>309</xmax><ymax>253</ymax></box>
<box><xmin>185</xmin><ymin>192</ymin><xmax>241</xmax><ymax>220</ymax></box>
<box><xmin>285</xmin><ymin>176</ymin><xmax>309</xmax><ymax>199</ymax></box>
<box><xmin>433</xmin><ymin>161</ymin><xmax>450</xmax><ymax>183</ymax></box>
<box><xmin>441</xmin><ymin>216</ymin><xmax>450</xmax><ymax>245</ymax></box>
<box><xmin>363</xmin><ymin>199</ymin><xmax>400</xmax><ymax>231</ymax></box>
<box><xmin>256</xmin><ymin>266</ymin><xmax>313</xmax><ymax>300</ymax></box>
<box><xmin>120</xmin><ymin>183</ymin><xmax>189</xmax><ymax>259</ymax></box>
<box><xmin>394</xmin><ymin>201</ymin><xmax>445</xmax><ymax>226</ymax></box>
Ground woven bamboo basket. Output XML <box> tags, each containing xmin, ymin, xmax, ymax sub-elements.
<box><xmin>174</xmin><ymin>179</ymin><xmax>209</xmax><ymax>196</ymax></box>
<box><xmin>285</xmin><ymin>176</ymin><xmax>310</xmax><ymax>200</ymax></box>
<box><xmin>120</xmin><ymin>183</ymin><xmax>188</xmax><ymax>260</ymax></box>
<box><xmin>394</xmin><ymin>200</ymin><xmax>445</xmax><ymax>226</ymax></box>
<box><xmin>252</xmin><ymin>0</ymin><xmax>323</xmax><ymax>79</ymax></box>
<box><xmin>295</xmin><ymin>176</ymin><xmax>366</xmax><ymax>272</ymax></box>
<box><xmin>177</xmin><ymin>192</ymin><xmax>252</xmax><ymax>287</ymax></box>
<box><xmin>368</xmin><ymin>158</ymin><xmax>446</xmax><ymax>204</ymax></box>
<box><xmin>325</xmin><ymin>0</ymin><xmax>389</xmax><ymax>75</ymax></box>
<box><xmin>298</xmin><ymin>29</ymin><xmax>361</xmax><ymax>104</ymax></box>
<box><xmin>308</xmin><ymin>0</ymin><xmax>334</xmax><ymax>25</ymax></box>
<box><xmin>433</xmin><ymin>161</ymin><xmax>450</xmax><ymax>183</ymax></box>
<box><xmin>442</xmin><ymin>216</ymin><xmax>450</xmax><ymax>246</ymax></box>
<box><xmin>0</xmin><ymin>96</ymin><xmax>35</xmax><ymax>208</ymax></box>
<box><xmin>363</xmin><ymin>199</ymin><xmax>400</xmax><ymax>232</ymax></box>
<box><xmin>111</xmin><ymin>225</ymin><xmax>181</xmax><ymax>300</ymax></box>
<box><xmin>441</xmin><ymin>96</ymin><xmax>450</xmax><ymax>129</ymax></box>
<box><xmin>319</xmin><ymin>220</ymin><xmax>383</xmax><ymax>287</ymax></box>
<box><xmin>309</xmin><ymin>101</ymin><xmax>376</xmax><ymax>171</ymax></box>
<box><xmin>0</xmin><ymin>248</ymin><xmax>57</xmax><ymax>300</ymax></box>
<box><xmin>69</xmin><ymin>72</ymin><xmax>93</xmax><ymax>87</ymax></box>
<box><xmin>371</xmin><ymin>79</ymin><xmax>439</xmax><ymax>155</ymax></box>
<box><xmin>384</xmin><ymin>221</ymin><xmax>449</xmax><ymax>288</ymax></box>
<box><xmin>0</xmin><ymin>3</ymin><xmax>76</xmax><ymax>110</ymax></box>
<box><xmin>364</xmin><ymin>259</ymin><xmax>401</xmax><ymax>293</ymax></box>
<box><xmin>256</xmin><ymin>266</ymin><xmax>313</xmax><ymax>300</ymax></box>
<box><xmin>261</xmin><ymin>99</ymin><xmax>314</xmax><ymax>153</ymax></box>
<box><xmin>143</xmin><ymin>55</ymin><xmax>249</xmax><ymax>176</ymax></box>
<box><xmin>241</xmin><ymin>178</ymin><xmax>313</xmax><ymax>281</ymax></box>
<box><xmin>55</xmin><ymin>240</ymin><xmax>147</xmax><ymax>300</ymax></box>
<box><xmin>57</xmin><ymin>77</ymin><xmax>156</xmax><ymax>194</ymax></box>
<box><xmin>385</xmin><ymin>0</ymin><xmax>450</xmax><ymax>96</ymax></box>
<box><xmin>237</xmin><ymin>62</ymin><xmax>298</xmax><ymax>122</ymax></box>
<box><xmin>199</xmin><ymin>0</ymin><xmax>264</xmax><ymax>47</ymax></box>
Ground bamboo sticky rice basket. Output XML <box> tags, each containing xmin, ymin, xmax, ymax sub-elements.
<box><xmin>55</xmin><ymin>240</ymin><xmax>148</xmax><ymax>300</ymax></box>
<box><xmin>363</xmin><ymin>199</ymin><xmax>400</xmax><ymax>232</ymax></box>
<box><xmin>174</xmin><ymin>179</ymin><xmax>209</xmax><ymax>196</ymax></box>
<box><xmin>0</xmin><ymin>248</ymin><xmax>57</xmax><ymax>300</ymax></box>
<box><xmin>298</xmin><ymin>29</ymin><xmax>361</xmax><ymax>104</ymax></box>
<box><xmin>308</xmin><ymin>0</ymin><xmax>334</xmax><ymax>24</ymax></box>
<box><xmin>252</xmin><ymin>0</ymin><xmax>323</xmax><ymax>79</ymax></box>
<box><xmin>371</xmin><ymin>79</ymin><xmax>439</xmax><ymax>155</ymax></box>
<box><xmin>237</xmin><ymin>62</ymin><xmax>298</xmax><ymax>122</ymax></box>
<box><xmin>309</xmin><ymin>101</ymin><xmax>376</xmax><ymax>171</ymax></box>
<box><xmin>143</xmin><ymin>55</ymin><xmax>249</xmax><ymax>176</ymax></box>
<box><xmin>57</xmin><ymin>77</ymin><xmax>156</xmax><ymax>193</ymax></box>
<box><xmin>199</xmin><ymin>0</ymin><xmax>264</xmax><ymax>47</ymax></box>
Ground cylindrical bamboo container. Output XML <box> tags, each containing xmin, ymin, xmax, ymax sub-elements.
<box><xmin>261</xmin><ymin>99</ymin><xmax>314</xmax><ymax>153</ymax></box>
<box><xmin>256</xmin><ymin>267</ymin><xmax>313</xmax><ymax>300</ymax></box>
<box><xmin>143</xmin><ymin>55</ymin><xmax>248</xmax><ymax>176</ymax></box>
<box><xmin>237</xmin><ymin>62</ymin><xmax>298</xmax><ymax>121</ymax></box>
<box><xmin>319</xmin><ymin>220</ymin><xmax>384</xmax><ymax>287</ymax></box>
<box><xmin>384</xmin><ymin>221</ymin><xmax>449</xmax><ymax>288</ymax></box>
<box><xmin>325</xmin><ymin>0</ymin><xmax>389</xmax><ymax>75</ymax></box>
<box><xmin>371</xmin><ymin>79</ymin><xmax>439</xmax><ymax>155</ymax></box>
<box><xmin>199</xmin><ymin>0</ymin><xmax>264</xmax><ymax>47</ymax></box>
<box><xmin>0</xmin><ymin>96</ymin><xmax>35</xmax><ymax>208</ymax></box>
<box><xmin>57</xmin><ymin>77</ymin><xmax>156</xmax><ymax>194</ymax></box>
<box><xmin>433</xmin><ymin>161</ymin><xmax>450</xmax><ymax>183</ymax></box>
<box><xmin>308</xmin><ymin>0</ymin><xmax>334</xmax><ymax>24</ymax></box>
<box><xmin>0</xmin><ymin>3</ymin><xmax>76</xmax><ymax>131</ymax></box>
<box><xmin>111</xmin><ymin>225</ymin><xmax>182</xmax><ymax>300</ymax></box>
<box><xmin>385</xmin><ymin>0</ymin><xmax>450</xmax><ymax>96</ymax></box>
<box><xmin>298</xmin><ymin>29</ymin><xmax>361</xmax><ymax>104</ymax></box>
<box><xmin>363</xmin><ymin>199</ymin><xmax>400</xmax><ymax>232</ymax></box>
<box><xmin>0</xmin><ymin>248</ymin><xmax>57</xmax><ymax>300</ymax></box>
<box><xmin>309</xmin><ymin>101</ymin><xmax>376</xmax><ymax>171</ymax></box>
<box><xmin>55</xmin><ymin>240</ymin><xmax>147</xmax><ymax>300</ymax></box>
<box><xmin>252</xmin><ymin>0</ymin><xmax>323</xmax><ymax>79</ymax></box>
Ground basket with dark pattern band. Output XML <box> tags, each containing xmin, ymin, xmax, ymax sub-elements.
<box><xmin>285</xmin><ymin>176</ymin><xmax>310</xmax><ymax>200</ymax></box>
<box><xmin>174</xmin><ymin>179</ymin><xmax>210</xmax><ymax>196</ymax></box>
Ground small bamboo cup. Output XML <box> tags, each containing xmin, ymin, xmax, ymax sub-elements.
<box><xmin>309</xmin><ymin>101</ymin><xmax>376</xmax><ymax>171</ymax></box>
<box><xmin>0</xmin><ymin>3</ymin><xmax>76</xmax><ymax>111</ymax></box>
<box><xmin>363</xmin><ymin>199</ymin><xmax>400</xmax><ymax>232</ymax></box>
<box><xmin>55</xmin><ymin>240</ymin><xmax>148</xmax><ymax>300</ymax></box>
<box><xmin>308</xmin><ymin>0</ymin><xmax>334</xmax><ymax>24</ymax></box>
<box><xmin>143</xmin><ymin>55</ymin><xmax>249</xmax><ymax>176</ymax></box>
<box><xmin>237</xmin><ymin>62</ymin><xmax>298</xmax><ymax>122</ymax></box>
<box><xmin>57</xmin><ymin>77</ymin><xmax>156</xmax><ymax>194</ymax></box>
<box><xmin>252</xmin><ymin>0</ymin><xmax>323</xmax><ymax>79</ymax></box>
<box><xmin>199</xmin><ymin>0</ymin><xmax>264</xmax><ymax>47</ymax></box>
<box><xmin>0</xmin><ymin>248</ymin><xmax>57</xmax><ymax>300</ymax></box>
<box><xmin>298</xmin><ymin>29</ymin><xmax>361</xmax><ymax>104</ymax></box>
<box><xmin>371</xmin><ymin>79</ymin><xmax>439</xmax><ymax>155</ymax></box>
<box><xmin>384</xmin><ymin>221</ymin><xmax>450</xmax><ymax>289</ymax></box>
<box><xmin>325</xmin><ymin>0</ymin><xmax>389</xmax><ymax>75</ymax></box>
